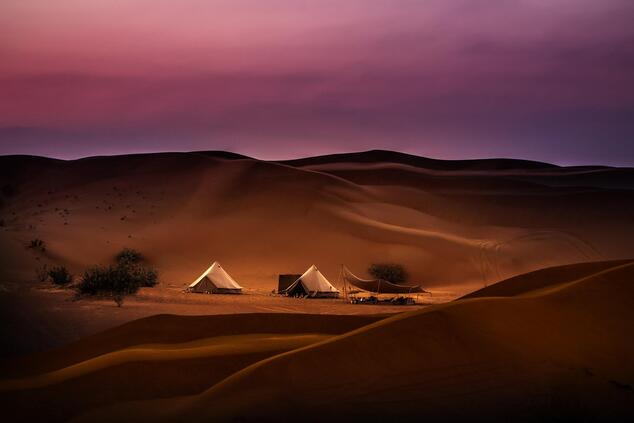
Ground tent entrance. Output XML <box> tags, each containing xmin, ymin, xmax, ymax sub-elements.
<box><xmin>285</xmin><ymin>281</ymin><xmax>309</xmax><ymax>297</ymax></box>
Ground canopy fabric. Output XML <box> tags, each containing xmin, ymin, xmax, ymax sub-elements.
<box><xmin>342</xmin><ymin>266</ymin><xmax>424</xmax><ymax>294</ymax></box>
<box><xmin>278</xmin><ymin>274</ymin><xmax>301</xmax><ymax>294</ymax></box>
<box><xmin>189</xmin><ymin>262</ymin><xmax>243</xmax><ymax>292</ymax></box>
<box><xmin>284</xmin><ymin>265</ymin><xmax>339</xmax><ymax>297</ymax></box>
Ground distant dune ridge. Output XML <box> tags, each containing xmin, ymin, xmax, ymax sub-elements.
<box><xmin>1</xmin><ymin>260</ymin><xmax>633</xmax><ymax>421</ymax></box>
<box><xmin>1</xmin><ymin>149</ymin><xmax>633</xmax><ymax>293</ymax></box>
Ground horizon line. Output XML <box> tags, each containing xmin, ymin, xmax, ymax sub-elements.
<box><xmin>0</xmin><ymin>148</ymin><xmax>627</xmax><ymax>168</ymax></box>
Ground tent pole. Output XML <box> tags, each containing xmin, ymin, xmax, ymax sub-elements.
<box><xmin>341</xmin><ymin>264</ymin><xmax>348</xmax><ymax>302</ymax></box>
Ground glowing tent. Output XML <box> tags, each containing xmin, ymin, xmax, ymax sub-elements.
<box><xmin>188</xmin><ymin>262</ymin><xmax>243</xmax><ymax>294</ymax></box>
<box><xmin>283</xmin><ymin>265</ymin><xmax>339</xmax><ymax>298</ymax></box>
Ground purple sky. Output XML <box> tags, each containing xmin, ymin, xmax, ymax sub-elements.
<box><xmin>1</xmin><ymin>0</ymin><xmax>633</xmax><ymax>165</ymax></box>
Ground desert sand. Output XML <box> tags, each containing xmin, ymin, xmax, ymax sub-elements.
<box><xmin>2</xmin><ymin>150</ymin><xmax>633</xmax><ymax>293</ymax></box>
<box><xmin>1</xmin><ymin>260</ymin><xmax>632</xmax><ymax>422</ymax></box>
<box><xmin>2</xmin><ymin>151</ymin><xmax>633</xmax><ymax>344</ymax></box>
<box><xmin>1</xmin><ymin>150</ymin><xmax>634</xmax><ymax>421</ymax></box>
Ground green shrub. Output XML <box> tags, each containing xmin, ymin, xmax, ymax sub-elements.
<box><xmin>49</xmin><ymin>266</ymin><xmax>72</xmax><ymax>285</ymax></box>
<box><xmin>368</xmin><ymin>263</ymin><xmax>408</xmax><ymax>284</ymax></box>
<box><xmin>116</xmin><ymin>248</ymin><xmax>143</xmax><ymax>264</ymax></box>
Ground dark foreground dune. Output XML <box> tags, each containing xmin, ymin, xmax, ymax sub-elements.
<box><xmin>0</xmin><ymin>314</ymin><xmax>387</xmax><ymax>422</ymax></box>
<box><xmin>2</xmin><ymin>260</ymin><xmax>633</xmax><ymax>422</ymax></box>
<box><xmin>0</xmin><ymin>313</ymin><xmax>388</xmax><ymax>379</ymax></box>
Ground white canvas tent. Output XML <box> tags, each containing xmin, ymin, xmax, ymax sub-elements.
<box><xmin>284</xmin><ymin>265</ymin><xmax>340</xmax><ymax>298</ymax></box>
<box><xmin>188</xmin><ymin>262</ymin><xmax>243</xmax><ymax>294</ymax></box>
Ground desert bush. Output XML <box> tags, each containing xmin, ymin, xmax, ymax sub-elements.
<box><xmin>113</xmin><ymin>293</ymin><xmax>125</xmax><ymax>307</ymax></box>
<box><xmin>128</xmin><ymin>264</ymin><xmax>158</xmax><ymax>287</ymax></box>
<box><xmin>115</xmin><ymin>248</ymin><xmax>143</xmax><ymax>265</ymax></box>
<box><xmin>78</xmin><ymin>264</ymin><xmax>140</xmax><ymax>298</ymax></box>
<box><xmin>49</xmin><ymin>266</ymin><xmax>72</xmax><ymax>285</ymax></box>
<box><xmin>368</xmin><ymin>263</ymin><xmax>408</xmax><ymax>284</ymax></box>
<box><xmin>77</xmin><ymin>262</ymin><xmax>158</xmax><ymax>305</ymax></box>
<box><xmin>28</xmin><ymin>238</ymin><xmax>46</xmax><ymax>252</ymax></box>
<box><xmin>35</xmin><ymin>264</ymin><xmax>49</xmax><ymax>282</ymax></box>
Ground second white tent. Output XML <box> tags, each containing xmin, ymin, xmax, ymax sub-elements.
<box><xmin>284</xmin><ymin>265</ymin><xmax>340</xmax><ymax>298</ymax></box>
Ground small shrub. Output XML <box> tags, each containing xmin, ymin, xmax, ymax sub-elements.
<box><xmin>35</xmin><ymin>264</ymin><xmax>49</xmax><ymax>282</ymax></box>
<box><xmin>116</xmin><ymin>248</ymin><xmax>143</xmax><ymax>265</ymax></box>
<box><xmin>78</xmin><ymin>264</ymin><xmax>141</xmax><ymax>297</ymax></box>
<box><xmin>28</xmin><ymin>238</ymin><xmax>46</xmax><ymax>252</ymax></box>
<box><xmin>49</xmin><ymin>266</ymin><xmax>72</xmax><ymax>285</ymax></box>
<box><xmin>77</xmin><ymin>261</ymin><xmax>158</xmax><ymax>305</ymax></box>
<box><xmin>128</xmin><ymin>264</ymin><xmax>158</xmax><ymax>287</ymax></box>
<box><xmin>113</xmin><ymin>293</ymin><xmax>125</xmax><ymax>307</ymax></box>
<box><xmin>368</xmin><ymin>263</ymin><xmax>408</xmax><ymax>284</ymax></box>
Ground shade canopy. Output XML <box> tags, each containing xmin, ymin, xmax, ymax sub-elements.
<box><xmin>342</xmin><ymin>266</ymin><xmax>424</xmax><ymax>294</ymax></box>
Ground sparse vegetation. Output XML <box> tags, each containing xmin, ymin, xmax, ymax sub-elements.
<box><xmin>35</xmin><ymin>264</ymin><xmax>49</xmax><ymax>282</ymax></box>
<box><xmin>128</xmin><ymin>264</ymin><xmax>158</xmax><ymax>287</ymax></box>
<box><xmin>49</xmin><ymin>265</ymin><xmax>72</xmax><ymax>285</ymax></box>
<box><xmin>76</xmin><ymin>252</ymin><xmax>158</xmax><ymax>306</ymax></box>
<box><xmin>77</xmin><ymin>264</ymin><xmax>140</xmax><ymax>306</ymax></box>
<box><xmin>368</xmin><ymin>263</ymin><xmax>408</xmax><ymax>284</ymax></box>
<box><xmin>28</xmin><ymin>238</ymin><xmax>46</xmax><ymax>252</ymax></box>
<box><xmin>116</xmin><ymin>248</ymin><xmax>143</xmax><ymax>265</ymax></box>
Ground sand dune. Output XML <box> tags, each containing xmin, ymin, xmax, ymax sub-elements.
<box><xmin>461</xmin><ymin>258</ymin><xmax>634</xmax><ymax>299</ymax></box>
<box><xmin>280</xmin><ymin>149</ymin><xmax>559</xmax><ymax>171</ymax></box>
<box><xmin>0</xmin><ymin>313</ymin><xmax>386</xmax><ymax>422</ymax></box>
<box><xmin>1</xmin><ymin>149</ymin><xmax>634</xmax><ymax>355</ymax></box>
<box><xmin>1</xmin><ymin>150</ymin><xmax>632</xmax><ymax>293</ymax></box>
<box><xmin>0</xmin><ymin>334</ymin><xmax>332</xmax><ymax>391</ymax></box>
<box><xmin>71</xmin><ymin>260</ymin><xmax>634</xmax><ymax>422</ymax></box>
<box><xmin>0</xmin><ymin>313</ymin><xmax>387</xmax><ymax>379</ymax></box>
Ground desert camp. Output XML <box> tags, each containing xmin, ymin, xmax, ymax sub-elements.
<box><xmin>185</xmin><ymin>263</ymin><xmax>428</xmax><ymax>304</ymax></box>
<box><xmin>188</xmin><ymin>262</ymin><xmax>243</xmax><ymax>294</ymax></box>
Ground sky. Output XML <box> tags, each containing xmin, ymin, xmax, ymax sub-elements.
<box><xmin>1</xmin><ymin>0</ymin><xmax>633</xmax><ymax>165</ymax></box>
